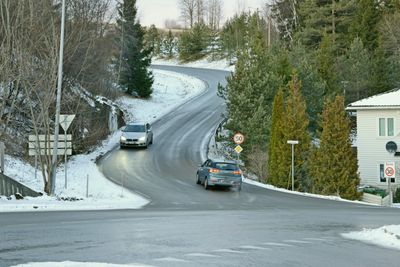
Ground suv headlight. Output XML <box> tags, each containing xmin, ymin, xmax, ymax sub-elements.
<box><xmin>120</xmin><ymin>136</ymin><xmax>126</xmax><ymax>142</ymax></box>
<box><xmin>139</xmin><ymin>136</ymin><xmax>146</xmax><ymax>142</ymax></box>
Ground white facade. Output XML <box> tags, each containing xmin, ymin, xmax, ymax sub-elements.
<box><xmin>347</xmin><ymin>89</ymin><xmax>400</xmax><ymax>189</ymax></box>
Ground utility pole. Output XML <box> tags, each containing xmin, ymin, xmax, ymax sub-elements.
<box><xmin>50</xmin><ymin>0</ymin><xmax>66</xmax><ymax>195</ymax></box>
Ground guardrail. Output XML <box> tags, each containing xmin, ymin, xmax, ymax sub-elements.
<box><xmin>0</xmin><ymin>172</ymin><xmax>41</xmax><ymax>197</ymax></box>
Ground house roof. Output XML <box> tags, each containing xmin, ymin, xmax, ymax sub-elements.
<box><xmin>346</xmin><ymin>88</ymin><xmax>400</xmax><ymax>110</ymax></box>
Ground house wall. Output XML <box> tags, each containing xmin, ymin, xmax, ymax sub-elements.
<box><xmin>357</xmin><ymin>109</ymin><xmax>400</xmax><ymax>189</ymax></box>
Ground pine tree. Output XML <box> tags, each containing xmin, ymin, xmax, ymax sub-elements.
<box><xmin>162</xmin><ymin>30</ymin><xmax>176</xmax><ymax>59</ymax></box>
<box><xmin>281</xmin><ymin>72</ymin><xmax>311</xmax><ymax>191</ymax></box>
<box><xmin>145</xmin><ymin>24</ymin><xmax>161</xmax><ymax>56</ymax></box>
<box><xmin>116</xmin><ymin>0</ymin><xmax>153</xmax><ymax>98</ymax></box>
<box><xmin>348</xmin><ymin>0</ymin><xmax>381</xmax><ymax>52</ymax></box>
<box><xmin>268</xmin><ymin>88</ymin><xmax>287</xmax><ymax>187</ymax></box>
<box><xmin>309</xmin><ymin>96</ymin><xmax>361</xmax><ymax>200</ymax></box>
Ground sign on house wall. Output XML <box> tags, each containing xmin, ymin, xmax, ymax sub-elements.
<box><xmin>384</xmin><ymin>162</ymin><xmax>396</xmax><ymax>179</ymax></box>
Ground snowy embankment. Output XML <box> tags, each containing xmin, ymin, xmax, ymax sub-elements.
<box><xmin>0</xmin><ymin>68</ymin><xmax>206</xmax><ymax>212</ymax></box>
<box><xmin>11</xmin><ymin>262</ymin><xmax>153</xmax><ymax>267</ymax></box>
<box><xmin>152</xmin><ymin>57</ymin><xmax>235</xmax><ymax>72</ymax></box>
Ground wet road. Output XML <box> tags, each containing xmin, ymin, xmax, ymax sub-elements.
<box><xmin>1</xmin><ymin>66</ymin><xmax>399</xmax><ymax>266</ymax></box>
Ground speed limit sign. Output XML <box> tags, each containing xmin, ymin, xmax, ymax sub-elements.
<box><xmin>233</xmin><ymin>132</ymin><xmax>245</xmax><ymax>145</ymax></box>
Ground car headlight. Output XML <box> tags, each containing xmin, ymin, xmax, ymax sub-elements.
<box><xmin>139</xmin><ymin>136</ymin><xmax>146</xmax><ymax>142</ymax></box>
<box><xmin>120</xmin><ymin>136</ymin><xmax>126</xmax><ymax>142</ymax></box>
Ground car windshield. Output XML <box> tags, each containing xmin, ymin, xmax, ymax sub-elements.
<box><xmin>213</xmin><ymin>163</ymin><xmax>239</xmax><ymax>171</ymax></box>
<box><xmin>124</xmin><ymin>124</ymin><xmax>145</xmax><ymax>132</ymax></box>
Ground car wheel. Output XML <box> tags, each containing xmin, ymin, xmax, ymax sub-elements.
<box><xmin>120</xmin><ymin>144</ymin><xmax>125</xmax><ymax>149</ymax></box>
<box><xmin>196</xmin><ymin>173</ymin><xmax>201</xmax><ymax>184</ymax></box>
<box><xmin>150</xmin><ymin>137</ymin><xmax>153</xmax><ymax>145</ymax></box>
<box><xmin>204</xmin><ymin>178</ymin><xmax>209</xmax><ymax>190</ymax></box>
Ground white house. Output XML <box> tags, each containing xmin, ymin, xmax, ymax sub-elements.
<box><xmin>347</xmin><ymin>89</ymin><xmax>400</xmax><ymax>189</ymax></box>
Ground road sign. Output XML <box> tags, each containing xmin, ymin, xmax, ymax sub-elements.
<box><xmin>384</xmin><ymin>162</ymin><xmax>396</xmax><ymax>178</ymax></box>
<box><xmin>234</xmin><ymin>145</ymin><xmax>243</xmax><ymax>154</ymax></box>
<box><xmin>60</xmin><ymin>114</ymin><xmax>75</xmax><ymax>132</ymax></box>
<box><xmin>28</xmin><ymin>135</ymin><xmax>72</xmax><ymax>156</ymax></box>
<box><xmin>233</xmin><ymin>132</ymin><xmax>245</xmax><ymax>145</ymax></box>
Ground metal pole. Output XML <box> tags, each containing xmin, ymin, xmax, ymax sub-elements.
<box><xmin>34</xmin><ymin>154</ymin><xmax>37</xmax><ymax>180</ymax></box>
<box><xmin>50</xmin><ymin>0</ymin><xmax>66</xmax><ymax>195</ymax></box>
<box><xmin>86</xmin><ymin>174</ymin><xmax>89</xmax><ymax>198</ymax></box>
<box><xmin>291</xmin><ymin>144</ymin><xmax>295</xmax><ymax>191</ymax></box>
<box><xmin>0</xmin><ymin>142</ymin><xmax>4</xmax><ymax>174</ymax></box>
<box><xmin>64</xmin><ymin>132</ymin><xmax>67</xmax><ymax>189</ymax></box>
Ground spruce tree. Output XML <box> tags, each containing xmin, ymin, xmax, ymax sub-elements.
<box><xmin>116</xmin><ymin>0</ymin><xmax>153</xmax><ymax>98</ymax></box>
<box><xmin>281</xmin><ymin>72</ymin><xmax>311</xmax><ymax>191</ymax></box>
<box><xmin>309</xmin><ymin>96</ymin><xmax>361</xmax><ymax>200</ymax></box>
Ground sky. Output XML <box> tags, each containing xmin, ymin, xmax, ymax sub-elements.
<box><xmin>134</xmin><ymin>0</ymin><xmax>266</xmax><ymax>28</ymax></box>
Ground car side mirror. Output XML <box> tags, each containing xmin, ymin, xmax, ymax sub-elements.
<box><xmin>121</xmin><ymin>126</ymin><xmax>126</xmax><ymax>131</ymax></box>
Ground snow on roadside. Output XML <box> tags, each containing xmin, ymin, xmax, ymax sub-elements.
<box><xmin>11</xmin><ymin>262</ymin><xmax>154</xmax><ymax>267</ymax></box>
<box><xmin>342</xmin><ymin>225</ymin><xmax>400</xmax><ymax>251</ymax></box>
<box><xmin>1</xmin><ymin>68</ymin><xmax>207</xmax><ymax>212</ymax></box>
<box><xmin>152</xmin><ymin>57</ymin><xmax>235</xmax><ymax>72</ymax></box>
<box><xmin>118</xmin><ymin>69</ymin><xmax>207</xmax><ymax>123</ymax></box>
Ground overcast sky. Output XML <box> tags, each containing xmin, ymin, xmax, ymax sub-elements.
<box><xmin>133</xmin><ymin>0</ymin><xmax>266</xmax><ymax>28</ymax></box>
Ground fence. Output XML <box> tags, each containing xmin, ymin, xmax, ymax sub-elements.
<box><xmin>0</xmin><ymin>172</ymin><xmax>41</xmax><ymax>197</ymax></box>
<box><xmin>362</xmin><ymin>192</ymin><xmax>391</xmax><ymax>206</ymax></box>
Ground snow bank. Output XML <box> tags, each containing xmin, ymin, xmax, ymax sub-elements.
<box><xmin>342</xmin><ymin>225</ymin><xmax>400</xmax><ymax>251</ymax></box>
<box><xmin>11</xmin><ymin>262</ymin><xmax>154</xmax><ymax>267</ymax></box>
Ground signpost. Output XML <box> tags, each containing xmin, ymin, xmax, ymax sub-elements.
<box><xmin>287</xmin><ymin>140</ymin><xmax>299</xmax><ymax>191</ymax></box>
<box><xmin>60</xmin><ymin>115</ymin><xmax>75</xmax><ymax>189</ymax></box>
<box><xmin>384</xmin><ymin>162</ymin><xmax>396</xmax><ymax>206</ymax></box>
<box><xmin>233</xmin><ymin>133</ymin><xmax>244</xmax><ymax>164</ymax></box>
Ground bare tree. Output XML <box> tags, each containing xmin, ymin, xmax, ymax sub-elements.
<box><xmin>179</xmin><ymin>0</ymin><xmax>197</xmax><ymax>28</ymax></box>
<box><xmin>206</xmin><ymin>0</ymin><xmax>223</xmax><ymax>30</ymax></box>
<box><xmin>195</xmin><ymin>0</ymin><xmax>206</xmax><ymax>24</ymax></box>
<box><xmin>0</xmin><ymin>0</ymin><xmax>114</xmax><ymax>194</ymax></box>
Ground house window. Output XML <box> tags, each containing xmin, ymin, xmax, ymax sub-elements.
<box><xmin>388</xmin><ymin>118</ymin><xmax>394</xmax><ymax>136</ymax></box>
<box><xmin>379</xmin><ymin>164</ymin><xmax>395</xmax><ymax>183</ymax></box>
<box><xmin>379</xmin><ymin>118</ymin><xmax>386</xmax><ymax>136</ymax></box>
<box><xmin>379</xmin><ymin>118</ymin><xmax>395</xmax><ymax>136</ymax></box>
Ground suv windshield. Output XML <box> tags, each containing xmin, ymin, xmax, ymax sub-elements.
<box><xmin>124</xmin><ymin>124</ymin><xmax>145</xmax><ymax>132</ymax></box>
<box><xmin>213</xmin><ymin>163</ymin><xmax>239</xmax><ymax>171</ymax></box>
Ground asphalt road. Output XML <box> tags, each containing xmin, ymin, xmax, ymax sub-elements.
<box><xmin>1</xmin><ymin>65</ymin><xmax>399</xmax><ymax>267</ymax></box>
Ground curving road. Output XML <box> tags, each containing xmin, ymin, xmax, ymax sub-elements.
<box><xmin>1</xmin><ymin>65</ymin><xmax>399</xmax><ymax>267</ymax></box>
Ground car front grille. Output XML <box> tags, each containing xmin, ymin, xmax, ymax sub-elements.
<box><xmin>127</xmin><ymin>139</ymin><xmax>138</xmax><ymax>142</ymax></box>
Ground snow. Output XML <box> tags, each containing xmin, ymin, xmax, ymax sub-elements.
<box><xmin>117</xmin><ymin>69</ymin><xmax>207</xmax><ymax>123</ymax></box>
<box><xmin>342</xmin><ymin>225</ymin><xmax>400</xmax><ymax>251</ymax></box>
<box><xmin>11</xmin><ymin>262</ymin><xmax>154</xmax><ymax>267</ymax></box>
<box><xmin>347</xmin><ymin>88</ymin><xmax>400</xmax><ymax>108</ymax></box>
<box><xmin>0</xmin><ymin>67</ymin><xmax>206</xmax><ymax>212</ymax></box>
<box><xmin>152</xmin><ymin>57</ymin><xmax>235</xmax><ymax>72</ymax></box>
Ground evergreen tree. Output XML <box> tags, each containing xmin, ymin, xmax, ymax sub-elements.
<box><xmin>338</xmin><ymin>37</ymin><xmax>372</xmax><ymax>104</ymax></box>
<box><xmin>162</xmin><ymin>30</ymin><xmax>176</xmax><ymax>59</ymax></box>
<box><xmin>348</xmin><ymin>0</ymin><xmax>381</xmax><ymax>52</ymax></box>
<box><xmin>267</xmin><ymin>88</ymin><xmax>287</xmax><ymax>187</ymax></box>
<box><xmin>145</xmin><ymin>24</ymin><xmax>161</xmax><ymax>56</ymax></box>
<box><xmin>281</xmin><ymin>72</ymin><xmax>311</xmax><ymax>191</ymax></box>
<box><xmin>296</xmin><ymin>0</ymin><xmax>356</xmax><ymax>51</ymax></box>
<box><xmin>224</xmin><ymin>37</ymin><xmax>282</xmax><ymax>162</ymax></box>
<box><xmin>178</xmin><ymin>23</ymin><xmax>210</xmax><ymax>61</ymax></box>
<box><xmin>309</xmin><ymin>96</ymin><xmax>361</xmax><ymax>200</ymax></box>
<box><xmin>289</xmin><ymin>44</ymin><xmax>326</xmax><ymax>132</ymax></box>
<box><xmin>316</xmin><ymin>34</ymin><xmax>339</xmax><ymax>97</ymax></box>
<box><xmin>116</xmin><ymin>0</ymin><xmax>153</xmax><ymax>98</ymax></box>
